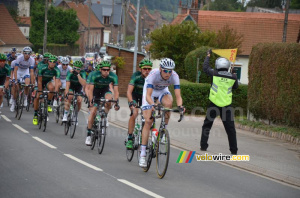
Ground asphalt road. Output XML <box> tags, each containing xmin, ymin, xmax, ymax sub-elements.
<box><xmin>0</xmin><ymin>106</ymin><xmax>299</xmax><ymax>198</ymax></box>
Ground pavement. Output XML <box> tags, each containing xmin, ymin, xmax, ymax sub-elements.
<box><xmin>82</xmin><ymin>97</ymin><xmax>300</xmax><ymax>187</ymax></box>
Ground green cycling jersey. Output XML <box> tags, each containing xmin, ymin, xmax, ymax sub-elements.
<box><xmin>38</xmin><ymin>66</ymin><xmax>60</xmax><ymax>83</ymax></box>
<box><xmin>88</xmin><ymin>71</ymin><xmax>118</xmax><ymax>89</ymax></box>
<box><xmin>129</xmin><ymin>71</ymin><xmax>145</xmax><ymax>95</ymax></box>
<box><xmin>66</xmin><ymin>70</ymin><xmax>87</xmax><ymax>87</ymax></box>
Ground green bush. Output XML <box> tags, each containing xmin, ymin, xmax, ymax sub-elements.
<box><xmin>248</xmin><ymin>43</ymin><xmax>300</xmax><ymax>127</ymax></box>
<box><xmin>32</xmin><ymin>44</ymin><xmax>79</xmax><ymax>56</ymax></box>
<box><xmin>170</xmin><ymin>80</ymin><xmax>248</xmax><ymax>115</ymax></box>
<box><xmin>184</xmin><ymin>46</ymin><xmax>217</xmax><ymax>83</ymax></box>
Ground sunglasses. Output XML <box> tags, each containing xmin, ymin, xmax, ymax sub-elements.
<box><xmin>0</xmin><ymin>60</ymin><xmax>6</xmax><ymax>63</ymax></box>
<box><xmin>142</xmin><ymin>67</ymin><xmax>152</xmax><ymax>71</ymax></box>
<box><xmin>74</xmin><ymin>68</ymin><xmax>81</xmax><ymax>71</ymax></box>
<box><xmin>101</xmin><ymin>69</ymin><xmax>110</xmax><ymax>72</ymax></box>
<box><xmin>163</xmin><ymin>69</ymin><xmax>172</xmax><ymax>74</ymax></box>
<box><xmin>49</xmin><ymin>60</ymin><xmax>57</xmax><ymax>63</ymax></box>
<box><xmin>23</xmin><ymin>52</ymin><xmax>31</xmax><ymax>55</ymax></box>
<box><xmin>62</xmin><ymin>64</ymin><xmax>68</xmax><ymax>66</ymax></box>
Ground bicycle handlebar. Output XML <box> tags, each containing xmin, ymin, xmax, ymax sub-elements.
<box><xmin>151</xmin><ymin>104</ymin><xmax>184</xmax><ymax>122</ymax></box>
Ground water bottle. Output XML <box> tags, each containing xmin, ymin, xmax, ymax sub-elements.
<box><xmin>70</xmin><ymin>105</ymin><xmax>74</xmax><ymax>112</ymax></box>
<box><xmin>95</xmin><ymin>115</ymin><xmax>100</xmax><ymax>123</ymax></box>
<box><xmin>134</xmin><ymin>123</ymin><xmax>140</xmax><ymax>136</ymax></box>
<box><xmin>152</xmin><ymin>128</ymin><xmax>158</xmax><ymax>143</ymax></box>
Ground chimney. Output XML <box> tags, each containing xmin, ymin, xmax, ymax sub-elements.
<box><xmin>178</xmin><ymin>0</ymin><xmax>182</xmax><ymax>14</ymax></box>
<box><xmin>97</xmin><ymin>1</ymin><xmax>100</xmax><ymax>4</ymax></box>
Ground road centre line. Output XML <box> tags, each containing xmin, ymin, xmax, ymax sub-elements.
<box><xmin>32</xmin><ymin>136</ymin><xmax>57</xmax><ymax>149</ymax></box>
<box><xmin>12</xmin><ymin>124</ymin><xmax>29</xmax><ymax>133</ymax></box>
<box><xmin>64</xmin><ymin>154</ymin><xmax>103</xmax><ymax>171</ymax></box>
<box><xmin>118</xmin><ymin>179</ymin><xmax>164</xmax><ymax>198</ymax></box>
<box><xmin>1</xmin><ymin>115</ymin><xmax>11</xmax><ymax>122</ymax></box>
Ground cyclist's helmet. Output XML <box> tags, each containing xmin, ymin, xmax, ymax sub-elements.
<box><xmin>160</xmin><ymin>58</ymin><xmax>175</xmax><ymax>70</ymax></box>
<box><xmin>95</xmin><ymin>63</ymin><xmax>101</xmax><ymax>70</ymax></box>
<box><xmin>43</xmin><ymin>52</ymin><xmax>51</xmax><ymax>59</ymax></box>
<box><xmin>11</xmin><ymin>47</ymin><xmax>17</xmax><ymax>52</ymax></box>
<box><xmin>139</xmin><ymin>59</ymin><xmax>153</xmax><ymax>68</ymax></box>
<box><xmin>215</xmin><ymin>57</ymin><xmax>230</xmax><ymax>70</ymax></box>
<box><xmin>61</xmin><ymin>57</ymin><xmax>70</xmax><ymax>65</ymax></box>
<box><xmin>99</xmin><ymin>61</ymin><xmax>111</xmax><ymax>68</ymax></box>
<box><xmin>23</xmin><ymin>46</ymin><xmax>32</xmax><ymax>53</ymax></box>
<box><xmin>0</xmin><ymin>53</ymin><xmax>7</xmax><ymax>60</ymax></box>
<box><xmin>48</xmin><ymin>55</ymin><xmax>58</xmax><ymax>62</ymax></box>
<box><xmin>73</xmin><ymin>60</ymin><xmax>83</xmax><ymax>68</ymax></box>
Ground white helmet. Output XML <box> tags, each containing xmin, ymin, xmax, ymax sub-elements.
<box><xmin>61</xmin><ymin>57</ymin><xmax>70</xmax><ymax>64</ymax></box>
<box><xmin>215</xmin><ymin>57</ymin><xmax>230</xmax><ymax>70</ymax></box>
<box><xmin>23</xmin><ymin>46</ymin><xmax>32</xmax><ymax>53</ymax></box>
<box><xmin>160</xmin><ymin>58</ymin><xmax>175</xmax><ymax>70</ymax></box>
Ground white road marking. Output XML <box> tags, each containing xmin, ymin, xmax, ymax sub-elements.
<box><xmin>32</xmin><ymin>136</ymin><xmax>57</xmax><ymax>149</ymax></box>
<box><xmin>64</xmin><ymin>154</ymin><xmax>103</xmax><ymax>171</ymax></box>
<box><xmin>12</xmin><ymin>124</ymin><xmax>29</xmax><ymax>133</ymax></box>
<box><xmin>1</xmin><ymin>115</ymin><xmax>11</xmax><ymax>122</ymax></box>
<box><xmin>118</xmin><ymin>179</ymin><xmax>164</xmax><ymax>198</ymax></box>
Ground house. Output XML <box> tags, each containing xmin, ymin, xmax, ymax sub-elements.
<box><xmin>0</xmin><ymin>3</ymin><xmax>31</xmax><ymax>53</ymax></box>
<box><xmin>172</xmin><ymin>6</ymin><xmax>300</xmax><ymax>84</ymax></box>
<box><xmin>91</xmin><ymin>1</ymin><xmax>123</xmax><ymax>44</ymax></box>
<box><xmin>58</xmin><ymin>1</ymin><xmax>105</xmax><ymax>55</ymax></box>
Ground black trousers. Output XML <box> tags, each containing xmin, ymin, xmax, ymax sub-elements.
<box><xmin>200</xmin><ymin>102</ymin><xmax>238</xmax><ymax>154</ymax></box>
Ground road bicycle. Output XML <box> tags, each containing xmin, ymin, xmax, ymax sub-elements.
<box><xmin>54</xmin><ymin>88</ymin><xmax>65</xmax><ymax>125</ymax></box>
<box><xmin>37</xmin><ymin>90</ymin><xmax>56</xmax><ymax>132</ymax></box>
<box><xmin>15</xmin><ymin>83</ymin><xmax>33</xmax><ymax>120</ymax></box>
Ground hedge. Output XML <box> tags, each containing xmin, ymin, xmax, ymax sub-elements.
<box><xmin>248</xmin><ymin>43</ymin><xmax>300</xmax><ymax>127</ymax></box>
<box><xmin>184</xmin><ymin>46</ymin><xmax>217</xmax><ymax>83</ymax></box>
<box><xmin>32</xmin><ymin>43</ymin><xmax>79</xmax><ymax>56</ymax></box>
<box><xmin>169</xmin><ymin>79</ymin><xmax>248</xmax><ymax>116</ymax></box>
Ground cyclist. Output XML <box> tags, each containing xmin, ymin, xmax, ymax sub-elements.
<box><xmin>33</xmin><ymin>55</ymin><xmax>61</xmax><ymax>125</ymax></box>
<box><xmin>7</xmin><ymin>47</ymin><xmax>17</xmax><ymax>65</ymax></box>
<box><xmin>139</xmin><ymin>58</ymin><xmax>185</xmax><ymax>167</ymax></box>
<box><xmin>62</xmin><ymin>60</ymin><xmax>86</xmax><ymax>122</ymax></box>
<box><xmin>54</xmin><ymin>57</ymin><xmax>72</xmax><ymax>107</ymax></box>
<box><xmin>125</xmin><ymin>59</ymin><xmax>153</xmax><ymax>149</ymax></box>
<box><xmin>85</xmin><ymin>61</ymin><xmax>120</xmax><ymax>146</ymax></box>
<box><xmin>0</xmin><ymin>54</ymin><xmax>10</xmax><ymax>112</ymax></box>
<box><xmin>9</xmin><ymin>57</ymin><xmax>18</xmax><ymax>107</ymax></box>
<box><xmin>11</xmin><ymin>46</ymin><xmax>35</xmax><ymax>110</ymax></box>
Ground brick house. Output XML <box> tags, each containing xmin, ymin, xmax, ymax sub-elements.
<box><xmin>172</xmin><ymin>9</ymin><xmax>300</xmax><ymax>84</ymax></box>
<box><xmin>58</xmin><ymin>1</ymin><xmax>105</xmax><ymax>55</ymax></box>
<box><xmin>0</xmin><ymin>4</ymin><xmax>31</xmax><ymax>53</ymax></box>
<box><xmin>107</xmin><ymin>44</ymin><xmax>145</xmax><ymax>96</ymax></box>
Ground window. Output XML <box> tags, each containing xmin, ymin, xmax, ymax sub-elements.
<box><xmin>103</xmin><ymin>16</ymin><xmax>110</xmax><ymax>25</ymax></box>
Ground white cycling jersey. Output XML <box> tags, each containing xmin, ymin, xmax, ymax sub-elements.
<box><xmin>142</xmin><ymin>68</ymin><xmax>180</xmax><ymax>110</ymax></box>
<box><xmin>10</xmin><ymin>60</ymin><xmax>16</xmax><ymax>80</ymax></box>
<box><xmin>15</xmin><ymin>55</ymin><xmax>34</xmax><ymax>81</ymax></box>
<box><xmin>57</xmin><ymin>64</ymin><xmax>72</xmax><ymax>80</ymax></box>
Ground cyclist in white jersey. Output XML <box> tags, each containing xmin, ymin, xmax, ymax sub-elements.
<box><xmin>53</xmin><ymin>57</ymin><xmax>72</xmax><ymax>107</ymax></box>
<box><xmin>11</xmin><ymin>47</ymin><xmax>35</xmax><ymax>111</ymax></box>
<box><xmin>139</xmin><ymin>58</ymin><xmax>185</xmax><ymax>167</ymax></box>
<box><xmin>9</xmin><ymin>60</ymin><xmax>17</xmax><ymax>107</ymax></box>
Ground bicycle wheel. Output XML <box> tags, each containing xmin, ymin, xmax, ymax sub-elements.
<box><xmin>70</xmin><ymin>105</ymin><xmax>78</xmax><ymax>139</ymax></box>
<box><xmin>97</xmin><ymin>118</ymin><xmax>106</xmax><ymax>154</ymax></box>
<box><xmin>64</xmin><ymin>114</ymin><xmax>70</xmax><ymax>135</ymax></box>
<box><xmin>15</xmin><ymin>94</ymin><xmax>19</xmax><ymax>118</ymax></box>
<box><xmin>90</xmin><ymin>130</ymin><xmax>96</xmax><ymax>150</ymax></box>
<box><xmin>55</xmin><ymin>106</ymin><xmax>59</xmax><ymax>123</ymax></box>
<box><xmin>60</xmin><ymin>100</ymin><xmax>64</xmax><ymax>125</ymax></box>
<box><xmin>5</xmin><ymin>89</ymin><xmax>10</xmax><ymax>107</ymax></box>
<box><xmin>143</xmin><ymin>140</ymin><xmax>153</xmax><ymax>172</ymax></box>
<box><xmin>126</xmin><ymin>137</ymin><xmax>134</xmax><ymax>162</ymax></box>
<box><xmin>43</xmin><ymin>101</ymin><xmax>48</xmax><ymax>132</ymax></box>
<box><xmin>26</xmin><ymin>89</ymin><xmax>32</xmax><ymax>112</ymax></box>
<box><xmin>38</xmin><ymin>102</ymin><xmax>43</xmax><ymax>130</ymax></box>
<box><xmin>17</xmin><ymin>92</ymin><xmax>24</xmax><ymax>120</ymax></box>
<box><xmin>156</xmin><ymin>129</ymin><xmax>170</xmax><ymax>179</ymax></box>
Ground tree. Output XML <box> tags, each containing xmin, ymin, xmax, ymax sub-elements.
<box><xmin>290</xmin><ymin>0</ymin><xmax>300</xmax><ymax>9</ymax></box>
<box><xmin>149</xmin><ymin>21</ymin><xmax>201</xmax><ymax>77</ymax></box>
<box><xmin>7</xmin><ymin>6</ymin><xmax>20</xmax><ymax>23</ymax></box>
<box><xmin>207</xmin><ymin>0</ymin><xmax>245</xmax><ymax>11</ymax></box>
<box><xmin>30</xmin><ymin>1</ymin><xmax>79</xmax><ymax>46</ymax></box>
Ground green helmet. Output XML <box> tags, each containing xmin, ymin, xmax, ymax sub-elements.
<box><xmin>95</xmin><ymin>63</ymin><xmax>101</xmax><ymax>70</ymax></box>
<box><xmin>99</xmin><ymin>61</ymin><xmax>111</xmax><ymax>68</ymax></box>
<box><xmin>139</xmin><ymin>59</ymin><xmax>153</xmax><ymax>68</ymax></box>
<box><xmin>48</xmin><ymin>55</ymin><xmax>57</xmax><ymax>62</ymax></box>
<box><xmin>73</xmin><ymin>60</ymin><xmax>83</xmax><ymax>68</ymax></box>
<box><xmin>0</xmin><ymin>53</ymin><xmax>7</xmax><ymax>60</ymax></box>
<box><xmin>43</xmin><ymin>52</ymin><xmax>51</xmax><ymax>59</ymax></box>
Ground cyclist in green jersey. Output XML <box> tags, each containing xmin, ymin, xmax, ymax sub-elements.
<box><xmin>125</xmin><ymin>59</ymin><xmax>153</xmax><ymax>149</ymax></box>
<box><xmin>33</xmin><ymin>55</ymin><xmax>61</xmax><ymax>125</ymax></box>
<box><xmin>85</xmin><ymin>61</ymin><xmax>120</xmax><ymax>146</ymax></box>
<box><xmin>62</xmin><ymin>60</ymin><xmax>87</xmax><ymax>122</ymax></box>
<box><xmin>0</xmin><ymin>54</ymin><xmax>10</xmax><ymax>111</ymax></box>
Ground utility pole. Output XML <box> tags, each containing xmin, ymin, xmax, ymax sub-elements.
<box><xmin>87</xmin><ymin>0</ymin><xmax>91</xmax><ymax>52</ymax></box>
<box><xmin>133</xmin><ymin>0</ymin><xmax>140</xmax><ymax>73</ymax></box>
<box><xmin>122</xmin><ymin>0</ymin><xmax>127</xmax><ymax>48</ymax></box>
<box><xmin>282</xmin><ymin>0</ymin><xmax>290</xmax><ymax>42</ymax></box>
<box><xmin>43</xmin><ymin>0</ymin><xmax>48</xmax><ymax>54</ymax></box>
<box><xmin>138</xmin><ymin>6</ymin><xmax>142</xmax><ymax>52</ymax></box>
<box><xmin>110</xmin><ymin>0</ymin><xmax>114</xmax><ymax>43</ymax></box>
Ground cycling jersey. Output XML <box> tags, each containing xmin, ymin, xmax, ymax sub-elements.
<box><xmin>88</xmin><ymin>70</ymin><xmax>118</xmax><ymax>89</ymax></box>
<box><xmin>15</xmin><ymin>55</ymin><xmax>35</xmax><ymax>70</ymax></box>
<box><xmin>129</xmin><ymin>71</ymin><xmax>145</xmax><ymax>95</ymax></box>
<box><xmin>57</xmin><ymin>65</ymin><xmax>72</xmax><ymax>80</ymax></box>
<box><xmin>38</xmin><ymin>66</ymin><xmax>60</xmax><ymax>84</ymax></box>
<box><xmin>142</xmin><ymin>68</ymin><xmax>180</xmax><ymax>110</ymax></box>
<box><xmin>7</xmin><ymin>54</ymin><xmax>16</xmax><ymax>65</ymax></box>
<box><xmin>10</xmin><ymin>60</ymin><xmax>16</xmax><ymax>71</ymax></box>
<box><xmin>66</xmin><ymin>70</ymin><xmax>86</xmax><ymax>89</ymax></box>
<box><xmin>85</xmin><ymin>68</ymin><xmax>93</xmax><ymax>78</ymax></box>
<box><xmin>0</xmin><ymin>64</ymin><xmax>10</xmax><ymax>86</ymax></box>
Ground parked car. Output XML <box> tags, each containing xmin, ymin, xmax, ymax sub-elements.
<box><xmin>84</xmin><ymin>53</ymin><xmax>95</xmax><ymax>63</ymax></box>
<box><xmin>99</xmin><ymin>46</ymin><xmax>107</xmax><ymax>56</ymax></box>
